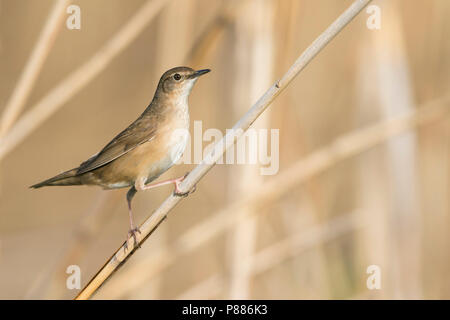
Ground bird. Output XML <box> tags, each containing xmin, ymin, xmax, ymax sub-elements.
<box><xmin>31</xmin><ymin>66</ymin><xmax>210</xmax><ymax>247</ymax></box>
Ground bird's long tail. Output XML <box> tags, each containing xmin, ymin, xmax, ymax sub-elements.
<box><xmin>30</xmin><ymin>168</ymin><xmax>82</xmax><ymax>188</ymax></box>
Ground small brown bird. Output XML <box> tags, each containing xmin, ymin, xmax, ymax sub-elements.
<box><xmin>31</xmin><ymin>66</ymin><xmax>210</xmax><ymax>245</ymax></box>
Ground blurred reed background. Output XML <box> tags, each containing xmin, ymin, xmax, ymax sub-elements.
<box><xmin>0</xmin><ymin>0</ymin><xmax>449</xmax><ymax>299</ymax></box>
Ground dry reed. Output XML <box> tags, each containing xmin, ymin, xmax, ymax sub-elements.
<box><xmin>75</xmin><ymin>0</ymin><xmax>373</xmax><ymax>300</ymax></box>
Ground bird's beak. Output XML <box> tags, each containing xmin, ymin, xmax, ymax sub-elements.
<box><xmin>189</xmin><ymin>69</ymin><xmax>211</xmax><ymax>79</ymax></box>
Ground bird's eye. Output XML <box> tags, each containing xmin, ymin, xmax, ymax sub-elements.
<box><xmin>173</xmin><ymin>73</ymin><xmax>181</xmax><ymax>81</ymax></box>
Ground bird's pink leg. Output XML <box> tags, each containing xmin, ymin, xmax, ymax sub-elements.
<box><xmin>135</xmin><ymin>173</ymin><xmax>195</xmax><ymax>196</ymax></box>
<box><xmin>125</xmin><ymin>186</ymin><xmax>141</xmax><ymax>250</ymax></box>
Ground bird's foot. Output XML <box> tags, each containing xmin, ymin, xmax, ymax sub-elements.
<box><xmin>174</xmin><ymin>185</ymin><xmax>196</xmax><ymax>197</ymax></box>
<box><xmin>173</xmin><ymin>172</ymin><xmax>196</xmax><ymax>197</ymax></box>
<box><xmin>124</xmin><ymin>227</ymin><xmax>141</xmax><ymax>251</ymax></box>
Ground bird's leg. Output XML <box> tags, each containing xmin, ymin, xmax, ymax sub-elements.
<box><xmin>135</xmin><ymin>172</ymin><xmax>196</xmax><ymax>197</ymax></box>
<box><xmin>125</xmin><ymin>186</ymin><xmax>141</xmax><ymax>250</ymax></box>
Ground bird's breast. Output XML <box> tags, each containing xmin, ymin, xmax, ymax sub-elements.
<box><xmin>160</xmin><ymin>106</ymin><xmax>189</xmax><ymax>166</ymax></box>
<box><xmin>142</xmin><ymin>104</ymin><xmax>189</xmax><ymax>182</ymax></box>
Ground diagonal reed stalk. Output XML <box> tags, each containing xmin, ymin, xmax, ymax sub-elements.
<box><xmin>75</xmin><ymin>0</ymin><xmax>373</xmax><ymax>299</ymax></box>
<box><xmin>96</xmin><ymin>95</ymin><xmax>450</xmax><ymax>299</ymax></box>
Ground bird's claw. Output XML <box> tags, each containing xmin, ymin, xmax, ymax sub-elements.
<box><xmin>173</xmin><ymin>172</ymin><xmax>196</xmax><ymax>197</ymax></box>
<box><xmin>124</xmin><ymin>227</ymin><xmax>141</xmax><ymax>251</ymax></box>
<box><xmin>174</xmin><ymin>184</ymin><xmax>196</xmax><ymax>197</ymax></box>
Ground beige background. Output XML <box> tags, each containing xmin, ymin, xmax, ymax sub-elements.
<box><xmin>0</xmin><ymin>0</ymin><xmax>449</xmax><ymax>299</ymax></box>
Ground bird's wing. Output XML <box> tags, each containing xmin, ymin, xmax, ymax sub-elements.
<box><xmin>76</xmin><ymin>116</ymin><xmax>156</xmax><ymax>175</ymax></box>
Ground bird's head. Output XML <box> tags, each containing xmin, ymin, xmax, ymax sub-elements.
<box><xmin>156</xmin><ymin>66</ymin><xmax>210</xmax><ymax>101</ymax></box>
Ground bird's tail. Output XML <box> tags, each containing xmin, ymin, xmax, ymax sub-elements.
<box><xmin>30</xmin><ymin>168</ymin><xmax>82</xmax><ymax>188</ymax></box>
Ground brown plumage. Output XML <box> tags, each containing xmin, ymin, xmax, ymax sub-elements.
<box><xmin>31</xmin><ymin>66</ymin><xmax>210</xmax><ymax>246</ymax></box>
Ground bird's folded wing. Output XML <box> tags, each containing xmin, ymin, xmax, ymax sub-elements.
<box><xmin>76</xmin><ymin>117</ymin><xmax>156</xmax><ymax>175</ymax></box>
